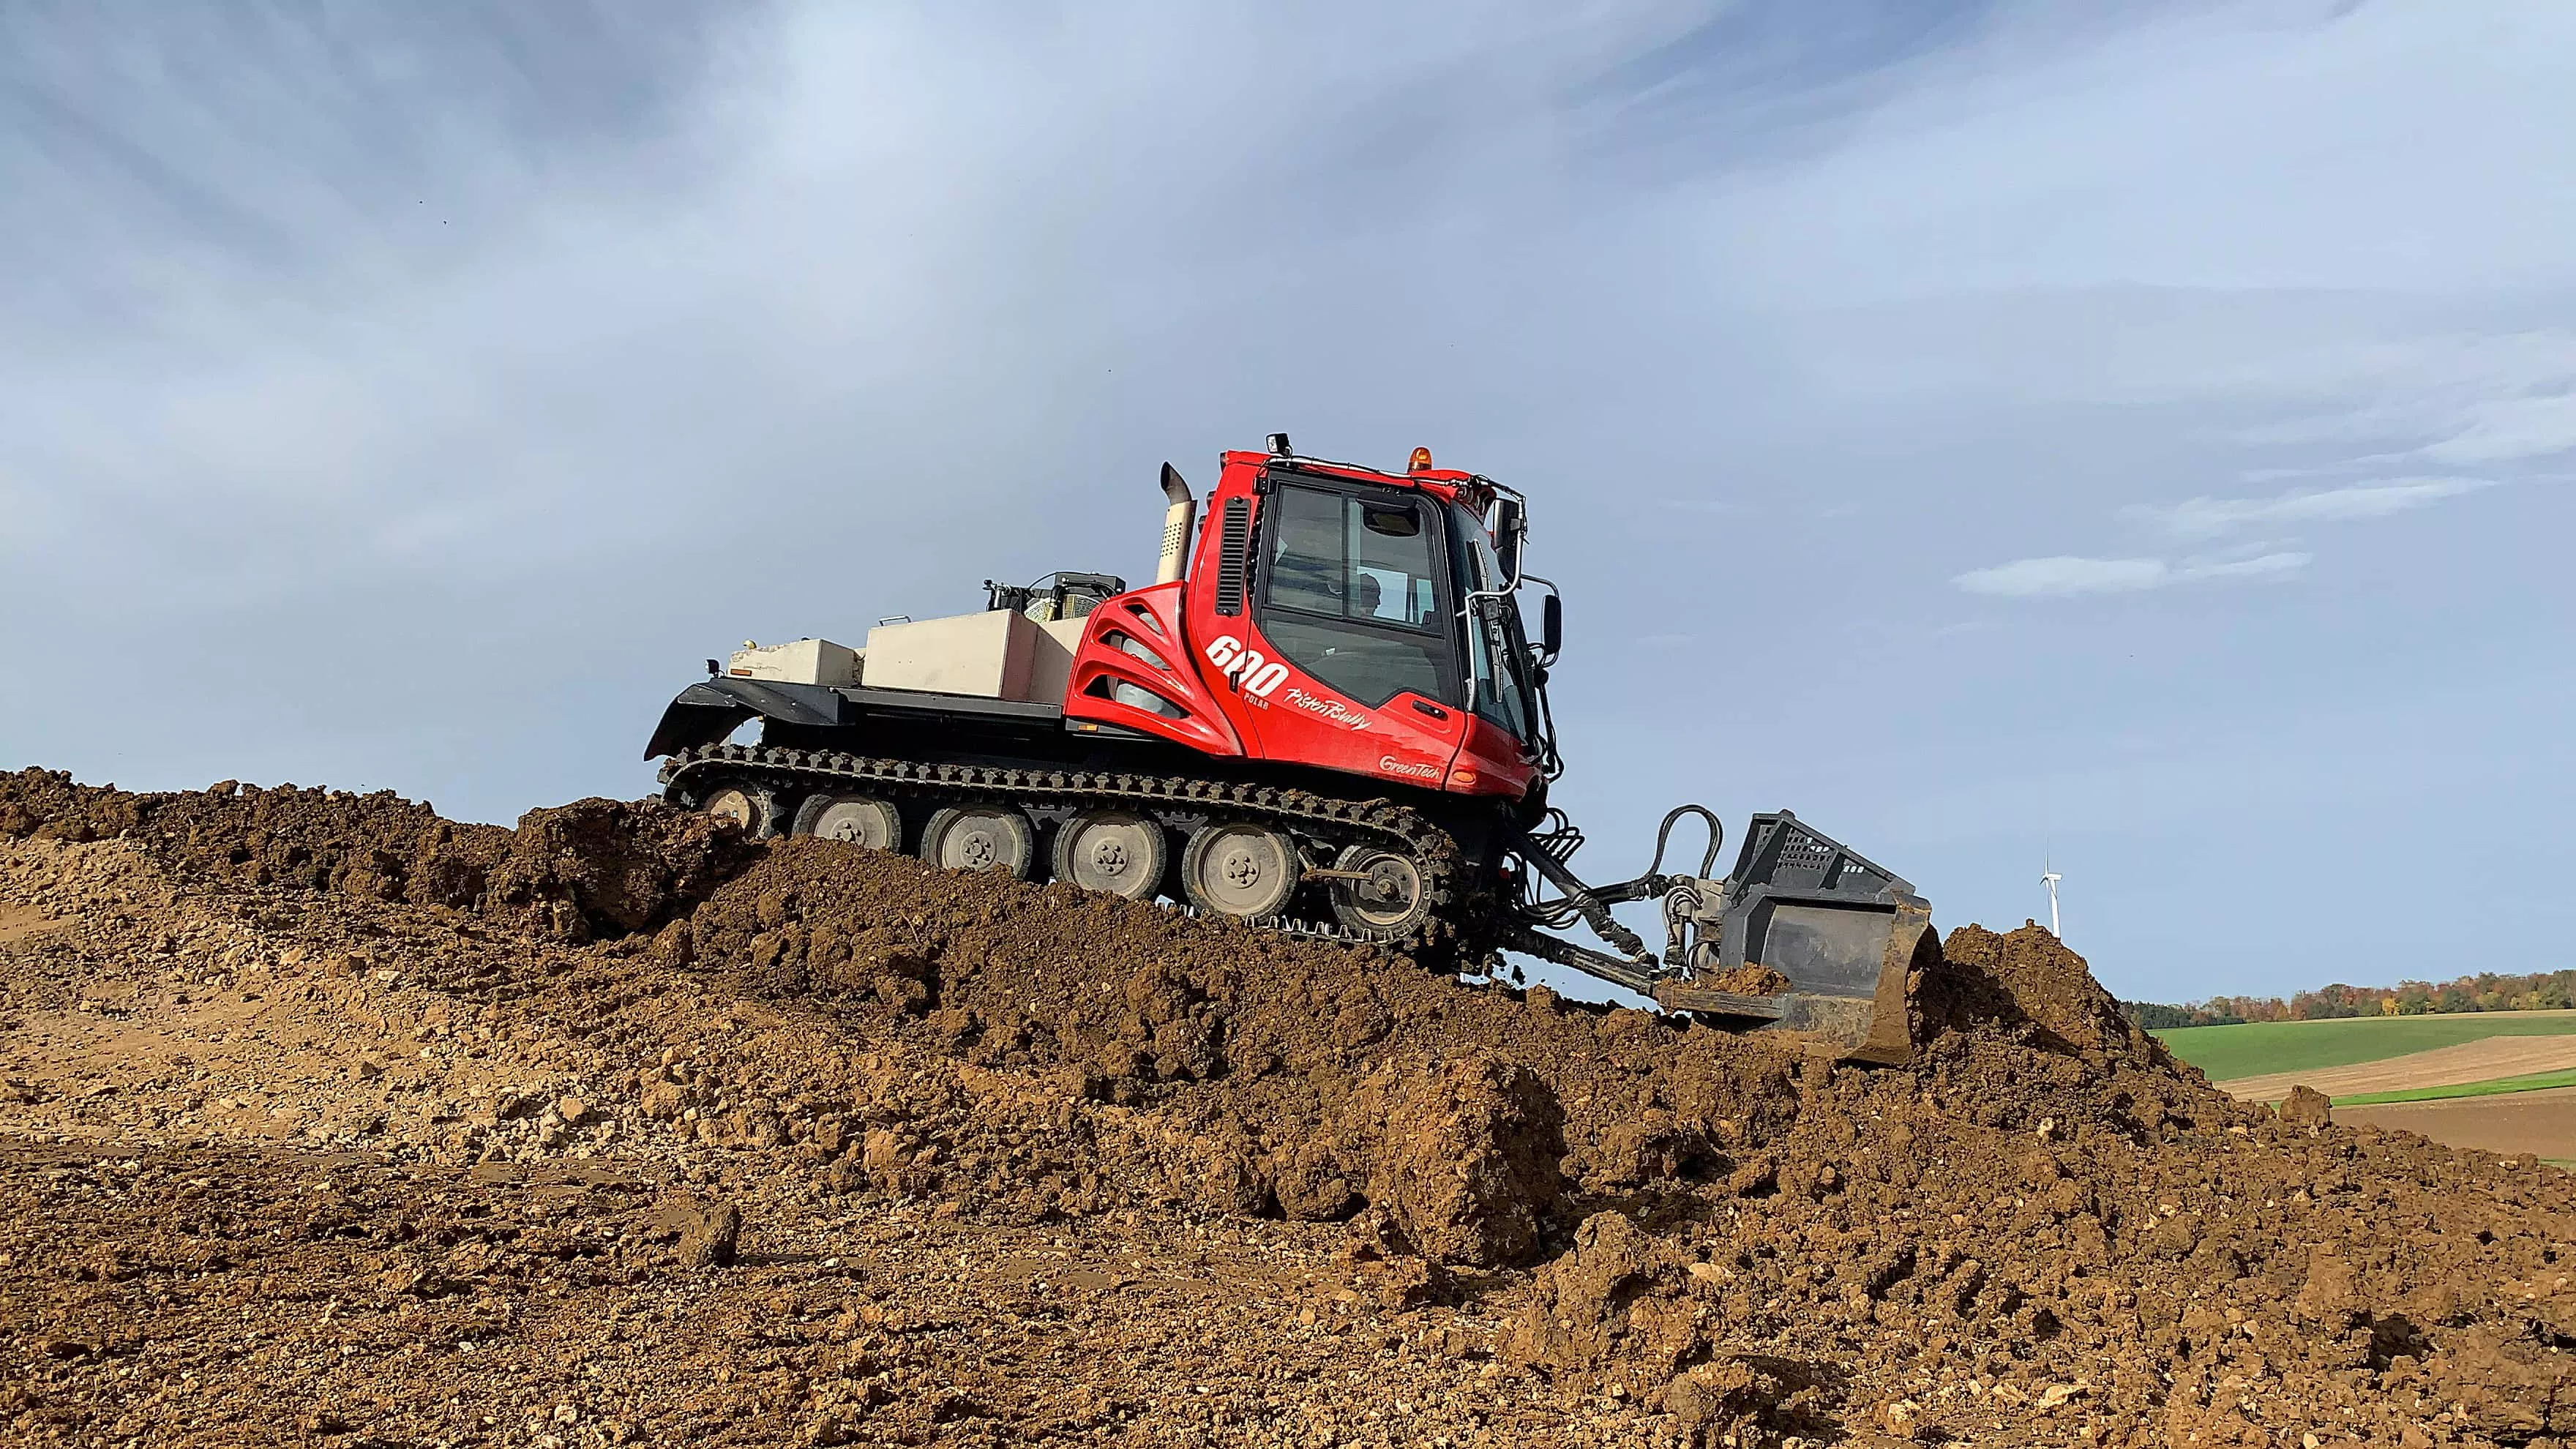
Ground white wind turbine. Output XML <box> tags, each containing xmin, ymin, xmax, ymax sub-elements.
<box><xmin>2041</xmin><ymin>855</ymin><xmax>2062</xmax><ymax>938</ymax></box>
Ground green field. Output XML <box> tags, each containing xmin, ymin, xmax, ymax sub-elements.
<box><xmin>2153</xmin><ymin>1011</ymin><xmax>2576</xmax><ymax>1083</ymax></box>
<box><xmin>2336</xmin><ymin>1068</ymin><xmax>2576</xmax><ymax>1107</ymax></box>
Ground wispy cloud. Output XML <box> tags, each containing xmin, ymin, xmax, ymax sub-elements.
<box><xmin>1963</xmin><ymin>473</ymin><xmax>2491</xmax><ymax>603</ymax></box>
<box><xmin>1954</xmin><ymin>550</ymin><xmax>2309</xmax><ymax>598</ymax></box>
<box><xmin>2124</xmin><ymin>477</ymin><xmax>2494</xmax><ymax>539</ymax></box>
<box><xmin>2419</xmin><ymin>390</ymin><xmax>2576</xmax><ymax>465</ymax></box>
<box><xmin>2226</xmin><ymin>339</ymin><xmax>2576</xmax><ymax>468</ymax></box>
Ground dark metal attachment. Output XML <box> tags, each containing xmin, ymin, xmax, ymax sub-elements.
<box><xmin>1507</xmin><ymin>807</ymin><xmax>1929</xmax><ymax>1063</ymax></box>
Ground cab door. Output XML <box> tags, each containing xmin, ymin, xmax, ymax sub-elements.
<box><xmin>1218</xmin><ymin>476</ymin><xmax>1469</xmax><ymax>790</ymax></box>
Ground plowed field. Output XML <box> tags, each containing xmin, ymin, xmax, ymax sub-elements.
<box><xmin>2223</xmin><ymin>1036</ymin><xmax>2576</xmax><ymax>1102</ymax></box>
<box><xmin>2339</xmin><ymin>1087</ymin><xmax>2576</xmax><ymax>1164</ymax></box>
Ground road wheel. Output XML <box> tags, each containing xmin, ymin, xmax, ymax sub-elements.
<box><xmin>1326</xmin><ymin>842</ymin><xmax>1432</xmax><ymax>937</ymax></box>
<box><xmin>1180</xmin><ymin>821</ymin><xmax>1299</xmax><ymax>920</ymax></box>
<box><xmin>921</xmin><ymin>804</ymin><xmax>1036</xmax><ymax>879</ymax></box>
<box><xmin>1052</xmin><ymin>810</ymin><xmax>1168</xmax><ymax>899</ymax></box>
<box><xmin>792</xmin><ymin>792</ymin><xmax>902</xmax><ymax>850</ymax></box>
<box><xmin>696</xmin><ymin>779</ymin><xmax>782</xmax><ymax>838</ymax></box>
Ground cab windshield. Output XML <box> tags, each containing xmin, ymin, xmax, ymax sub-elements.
<box><xmin>1445</xmin><ymin>503</ymin><xmax>1536</xmax><ymax>742</ymax></box>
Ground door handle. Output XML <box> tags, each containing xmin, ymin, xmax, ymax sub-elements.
<box><xmin>1412</xmin><ymin>700</ymin><xmax>1448</xmax><ymax>720</ymax></box>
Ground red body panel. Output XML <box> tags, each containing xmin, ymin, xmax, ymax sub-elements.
<box><xmin>1064</xmin><ymin>450</ymin><xmax>1539</xmax><ymax>802</ymax></box>
<box><xmin>1061</xmin><ymin>583</ymin><xmax>1243</xmax><ymax>757</ymax></box>
<box><xmin>1445</xmin><ymin>714</ymin><xmax>1530</xmax><ymax>795</ymax></box>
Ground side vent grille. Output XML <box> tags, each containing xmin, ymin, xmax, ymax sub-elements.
<box><xmin>1084</xmin><ymin>675</ymin><xmax>1188</xmax><ymax>720</ymax></box>
<box><xmin>1123</xmin><ymin>599</ymin><xmax>1166</xmax><ymax>637</ymax></box>
<box><xmin>1104</xmin><ymin>629</ymin><xmax>1172</xmax><ymax>673</ymax></box>
<box><xmin>1213</xmin><ymin>497</ymin><xmax>1251</xmax><ymax>616</ymax></box>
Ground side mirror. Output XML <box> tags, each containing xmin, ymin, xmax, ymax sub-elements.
<box><xmin>1540</xmin><ymin>593</ymin><xmax>1563</xmax><ymax>657</ymax></box>
<box><xmin>1494</xmin><ymin>498</ymin><xmax>1525</xmax><ymax>585</ymax></box>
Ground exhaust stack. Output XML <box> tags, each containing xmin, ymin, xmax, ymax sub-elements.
<box><xmin>1156</xmin><ymin>463</ymin><xmax>1197</xmax><ymax>585</ymax></box>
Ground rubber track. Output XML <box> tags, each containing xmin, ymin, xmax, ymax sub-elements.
<box><xmin>658</xmin><ymin>744</ymin><xmax>1472</xmax><ymax>956</ymax></box>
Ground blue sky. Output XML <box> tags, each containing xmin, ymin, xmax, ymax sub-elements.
<box><xmin>3</xmin><ymin>1</ymin><xmax>2568</xmax><ymax>1004</ymax></box>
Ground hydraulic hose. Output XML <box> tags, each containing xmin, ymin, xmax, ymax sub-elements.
<box><xmin>1642</xmin><ymin>805</ymin><xmax>1724</xmax><ymax>880</ymax></box>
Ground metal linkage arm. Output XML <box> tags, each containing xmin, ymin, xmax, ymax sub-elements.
<box><xmin>1518</xmin><ymin>843</ymin><xmax>1654</xmax><ymax>963</ymax></box>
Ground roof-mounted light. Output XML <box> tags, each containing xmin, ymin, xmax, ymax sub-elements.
<box><xmin>1408</xmin><ymin>446</ymin><xmax>1434</xmax><ymax>473</ymax></box>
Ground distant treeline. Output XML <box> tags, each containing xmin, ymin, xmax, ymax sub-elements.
<box><xmin>2124</xmin><ymin>971</ymin><xmax>2576</xmax><ymax>1029</ymax></box>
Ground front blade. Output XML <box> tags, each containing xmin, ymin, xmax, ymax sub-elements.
<box><xmin>1657</xmin><ymin>812</ymin><xmax>1933</xmax><ymax>1064</ymax></box>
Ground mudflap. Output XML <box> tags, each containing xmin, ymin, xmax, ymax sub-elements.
<box><xmin>645</xmin><ymin>683</ymin><xmax>755</xmax><ymax>760</ymax></box>
<box><xmin>643</xmin><ymin>677</ymin><xmax>848</xmax><ymax>760</ymax></box>
<box><xmin>1652</xmin><ymin>812</ymin><xmax>1935</xmax><ymax>1065</ymax></box>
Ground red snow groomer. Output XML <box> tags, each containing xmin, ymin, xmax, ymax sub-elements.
<box><xmin>645</xmin><ymin>434</ymin><xmax>1931</xmax><ymax>1061</ymax></box>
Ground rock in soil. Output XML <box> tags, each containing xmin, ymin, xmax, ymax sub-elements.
<box><xmin>661</xmin><ymin>1195</ymin><xmax>741</xmax><ymax>1268</ymax></box>
<box><xmin>2281</xmin><ymin>1082</ymin><xmax>2335</xmax><ymax>1128</ymax></box>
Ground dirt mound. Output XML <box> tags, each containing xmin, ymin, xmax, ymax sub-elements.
<box><xmin>0</xmin><ymin>768</ymin><xmax>748</xmax><ymax>942</ymax></box>
<box><xmin>1</xmin><ymin>767</ymin><xmax>506</xmax><ymax>903</ymax></box>
<box><xmin>4</xmin><ymin>768</ymin><xmax>2574</xmax><ymax>1445</ymax></box>
<box><xmin>0</xmin><ymin>767</ymin><xmax>135</xmax><ymax>842</ymax></box>
<box><xmin>666</xmin><ymin>838</ymin><xmax>1816</xmax><ymax>1254</ymax></box>
<box><xmin>1929</xmin><ymin>918</ymin><xmax>2170</xmax><ymax>1064</ymax></box>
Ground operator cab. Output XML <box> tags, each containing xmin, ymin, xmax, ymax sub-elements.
<box><xmin>1050</xmin><ymin>438</ymin><xmax>1560</xmax><ymax>801</ymax></box>
<box><xmin>1237</xmin><ymin>446</ymin><xmax>1554</xmax><ymax>785</ymax></box>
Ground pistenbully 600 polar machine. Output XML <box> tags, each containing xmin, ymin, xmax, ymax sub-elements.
<box><xmin>645</xmin><ymin>435</ymin><xmax>1932</xmax><ymax>1061</ymax></box>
